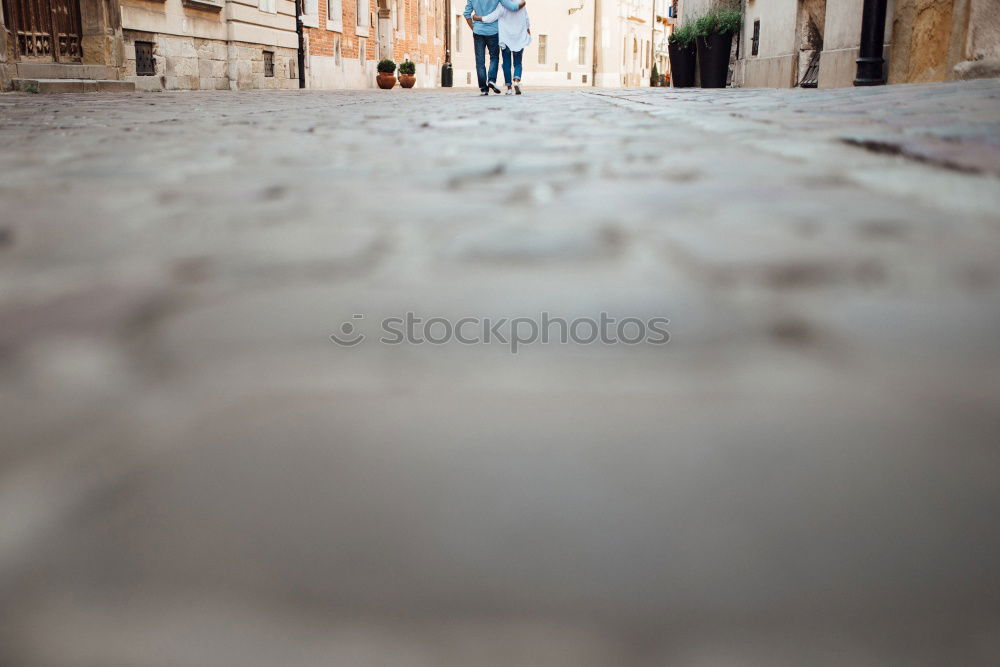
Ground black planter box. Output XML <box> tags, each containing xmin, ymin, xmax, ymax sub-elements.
<box><xmin>668</xmin><ymin>41</ymin><xmax>697</xmax><ymax>88</ymax></box>
<box><xmin>697</xmin><ymin>32</ymin><xmax>733</xmax><ymax>88</ymax></box>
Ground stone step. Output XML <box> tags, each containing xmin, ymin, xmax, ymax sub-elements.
<box><xmin>12</xmin><ymin>79</ymin><xmax>136</xmax><ymax>93</ymax></box>
<box><xmin>15</xmin><ymin>63</ymin><xmax>111</xmax><ymax>80</ymax></box>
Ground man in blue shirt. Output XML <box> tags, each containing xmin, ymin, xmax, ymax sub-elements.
<box><xmin>464</xmin><ymin>0</ymin><xmax>525</xmax><ymax>95</ymax></box>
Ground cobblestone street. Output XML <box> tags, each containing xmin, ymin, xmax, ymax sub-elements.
<box><xmin>2</xmin><ymin>82</ymin><xmax>1000</xmax><ymax>665</ymax></box>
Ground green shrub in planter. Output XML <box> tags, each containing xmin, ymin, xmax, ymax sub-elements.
<box><xmin>694</xmin><ymin>7</ymin><xmax>742</xmax><ymax>88</ymax></box>
<box><xmin>377</xmin><ymin>59</ymin><xmax>397</xmax><ymax>74</ymax></box>
<box><xmin>398</xmin><ymin>60</ymin><xmax>416</xmax><ymax>75</ymax></box>
<box><xmin>668</xmin><ymin>23</ymin><xmax>696</xmax><ymax>47</ymax></box>
<box><xmin>693</xmin><ymin>8</ymin><xmax>741</xmax><ymax>38</ymax></box>
<box><xmin>716</xmin><ymin>8</ymin><xmax>743</xmax><ymax>35</ymax></box>
<box><xmin>650</xmin><ymin>62</ymin><xmax>659</xmax><ymax>87</ymax></box>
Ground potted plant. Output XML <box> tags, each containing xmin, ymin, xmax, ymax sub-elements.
<box><xmin>667</xmin><ymin>24</ymin><xmax>697</xmax><ymax>88</ymax></box>
<box><xmin>398</xmin><ymin>60</ymin><xmax>417</xmax><ymax>88</ymax></box>
<box><xmin>376</xmin><ymin>59</ymin><xmax>397</xmax><ymax>89</ymax></box>
<box><xmin>650</xmin><ymin>62</ymin><xmax>660</xmax><ymax>87</ymax></box>
<box><xmin>694</xmin><ymin>7</ymin><xmax>742</xmax><ymax>88</ymax></box>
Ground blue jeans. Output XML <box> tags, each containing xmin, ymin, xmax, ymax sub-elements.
<box><xmin>473</xmin><ymin>33</ymin><xmax>500</xmax><ymax>92</ymax></box>
<box><xmin>501</xmin><ymin>47</ymin><xmax>523</xmax><ymax>86</ymax></box>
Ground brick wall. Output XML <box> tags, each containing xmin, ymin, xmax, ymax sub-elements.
<box><xmin>393</xmin><ymin>0</ymin><xmax>446</xmax><ymax>67</ymax></box>
<box><xmin>308</xmin><ymin>0</ymin><xmax>376</xmax><ymax>60</ymax></box>
<box><xmin>306</xmin><ymin>0</ymin><xmax>444</xmax><ymax>70</ymax></box>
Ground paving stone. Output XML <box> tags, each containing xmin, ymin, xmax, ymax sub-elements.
<box><xmin>1</xmin><ymin>83</ymin><xmax>999</xmax><ymax>667</ymax></box>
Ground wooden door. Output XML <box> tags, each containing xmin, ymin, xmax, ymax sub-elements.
<box><xmin>2</xmin><ymin>0</ymin><xmax>81</xmax><ymax>61</ymax></box>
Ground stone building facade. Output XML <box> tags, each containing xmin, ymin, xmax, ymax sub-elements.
<box><xmin>120</xmin><ymin>0</ymin><xmax>299</xmax><ymax>91</ymax></box>
<box><xmin>677</xmin><ymin>0</ymin><xmax>1000</xmax><ymax>89</ymax></box>
<box><xmin>1</xmin><ymin>0</ymin><xmax>299</xmax><ymax>91</ymax></box>
<box><xmin>304</xmin><ymin>0</ymin><xmax>446</xmax><ymax>89</ymax></box>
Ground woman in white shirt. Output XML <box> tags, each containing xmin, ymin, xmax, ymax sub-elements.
<box><xmin>473</xmin><ymin>1</ymin><xmax>530</xmax><ymax>95</ymax></box>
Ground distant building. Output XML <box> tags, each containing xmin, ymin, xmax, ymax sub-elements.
<box><xmin>448</xmin><ymin>0</ymin><xmax>670</xmax><ymax>89</ymax></box>
<box><xmin>594</xmin><ymin>0</ymin><xmax>667</xmax><ymax>88</ymax></box>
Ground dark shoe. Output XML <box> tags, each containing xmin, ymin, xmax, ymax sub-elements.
<box><xmin>514</xmin><ymin>83</ymin><xmax>522</xmax><ymax>95</ymax></box>
<box><xmin>488</xmin><ymin>81</ymin><xmax>501</xmax><ymax>94</ymax></box>
<box><xmin>480</xmin><ymin>91</ymin><xmax>489</xmax><ymax>96</ymax></box>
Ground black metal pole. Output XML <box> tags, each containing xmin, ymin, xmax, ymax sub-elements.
<box><xmin>854</xmin><ymin>0</ymin><xmax>887</xmax><ymax>86</ymax></box>
<box><xmin>295</xmin><ymin>0</ymin><xmax>306</xmax><ymax>88</ymax></box>
<box><xmin>442</xmin><ymin>0</ymin><xmax>453</xmax><ymax>86</ymax></box>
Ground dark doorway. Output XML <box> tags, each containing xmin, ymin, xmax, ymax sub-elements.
<box><xmin>795</xmin><ymin>0</ymin><xmax>825</xmax><ymax>87</ymax></box>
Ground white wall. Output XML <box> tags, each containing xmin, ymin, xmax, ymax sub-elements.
<box><xmin>819</xmin><ymin>0</ymin><xmax>894</xmax><ymax>87</ymax></box>
<box><xmin>746</xmin><ymin>0</ymin><xmax>797</xmax><ymax>59</ymax></box>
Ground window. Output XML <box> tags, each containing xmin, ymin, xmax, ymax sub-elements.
<box><xmin>751</xmin><ymin>19</ymin><xmax>760</xmax><ymax>56</ymax></box>
<box><xmin>578</xmin><ymin>36</ymin><xmax>586</xmax><ymax>65</ymax></box>
<box><xmin>263</xmin><ymin>51</ymin><xmax>274</xmax><ymax>77</ymax></box>
<box><xmin>357</xmin><ymin>0</ymin><xmax>368</xmax><ymax>28</ymax></box>
<box><xmin>418</xmin><ymin>0</ymin><xmax>424</xmax><ymax>37</ymax></box>
<box><xmin>454</xmin><ymin>15</ymin><xmax>462</xmax><ymax>52</ymax></box>
<box><xmin>135</xmin><ymin>41</ymin><xmax>155</xmax><ymax>76</ymax></box>
<box><xmin>538</xmin><ymin>34</ymin><xmax>547</xmax><ymax>64</ymax></box>
<box><xmin>259</xmin><ymin>0</ymin><xmax>276</xmax><ymax>13</ymax></box>
<box><xmin>327</xmin><ymin>0</ymin><xmax>342</xmax><ymax>31</ymax></box>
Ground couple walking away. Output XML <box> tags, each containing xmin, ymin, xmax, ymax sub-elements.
<box><xmin>464</xmin><ymin>0</ymin><xmax>530</xmax><ymax>96</ymax></box>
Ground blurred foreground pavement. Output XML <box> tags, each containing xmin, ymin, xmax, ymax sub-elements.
<box><xmin>1</xmin><ymin>81</ymin><xmax>999</xmax><ymax>665</ymax></box>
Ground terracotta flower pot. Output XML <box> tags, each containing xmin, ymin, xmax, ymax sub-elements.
<box><xmin>399</xmin><ymin>74</ymin><xmax>416</xmax><ymax>88</ymax></box>
<box><xmin>376</xmin><ymin>73</ymin><xmax>396</xmax><ymax>89</ymax></box>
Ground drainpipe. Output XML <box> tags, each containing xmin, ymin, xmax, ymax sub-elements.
<box><xmin>591</xmin><ymin>0</ymin><xmax>600</xmax><ymax>86</ymax></box>
<box><xmin>650</xmin><ymin>0</ymin><xmax>656</xmax><ymax>84</ymax></box>
<box><xmin>296</xmin><ymin>0</ymin><xmax>306</xmax><ymax>88</ymax></box>
<box><xmin>854</xmin><ymin>0</ymin><xmax>887</xmax><ymax>85</ymax></box>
